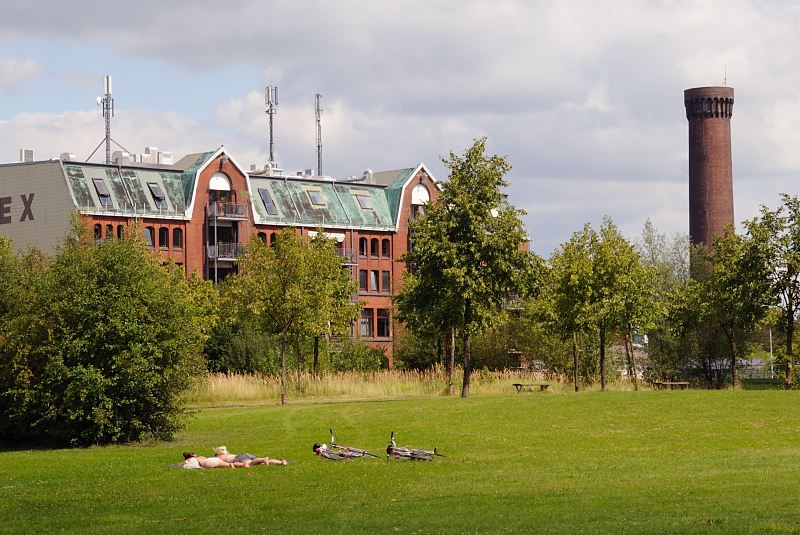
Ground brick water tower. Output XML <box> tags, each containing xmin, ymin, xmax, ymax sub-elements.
<box><xmin>684</xmin><ymin>86</ymin><xmax>735</xmax><ymax>247</ymax></box>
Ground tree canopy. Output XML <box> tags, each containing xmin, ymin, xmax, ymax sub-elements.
<box><xmin>396</xmin><ymin>137</ymin><xmax>538</xmax><ymax>397</ymax></box>
<box><xmin>0</xmin><ymin>222</ymin><xmax>213</xmax><ymax>445</ymax></box>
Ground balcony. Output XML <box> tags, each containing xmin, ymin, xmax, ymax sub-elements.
<box><xmin>207</xmin><ymin>243</ymin><xmax>247</xmax><ymax>261</ymax></box>
<box><xmin>207</xmin><ymin>202</ymin><xmax>250</xmax><ymax>221</ymax></box>
<box><xmin>336</xmin><ymin>249</ymin><xmax>358</xmax><ymax>266</ymax></box>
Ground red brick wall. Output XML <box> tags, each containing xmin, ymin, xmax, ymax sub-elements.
<box><xmin>184</xmin><ymin>154</ymin><xmax>250</xmax><ymax>278</ymax></box>
<box><xmin>685</xmin><ymin>86</ymin><xmax>735</xmax><ymax>247</ymax></box>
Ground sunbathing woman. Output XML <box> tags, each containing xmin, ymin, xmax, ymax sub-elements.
<box><xmin>214</xmin><ymin>446</ymin><xmax>288</xmax><ymax>467</ymax></box>
<box><xmin>180</xmin><ymin>451</ymin><xmax>237</xmax><ymax>469</ymax></box>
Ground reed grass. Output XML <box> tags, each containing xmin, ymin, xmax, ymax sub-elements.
<box><xmin>184</xmin><ymin>365</ymin><xmax>642</xmax><ymax>406</ymax></box>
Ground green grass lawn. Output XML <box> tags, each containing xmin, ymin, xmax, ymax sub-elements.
<box><xmin>2</xmin><ymin>390</ymin><xmax>800</xmax><ymax>534</ymax></box>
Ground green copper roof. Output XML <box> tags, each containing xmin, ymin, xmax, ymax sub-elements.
<box><xmin>64</xmin><ymin>164</ymin><xmax>192</xmax><ymax>217</ymax></box>
<box><xmin>250</xmin><ymin>177</ymin><xmax>395</xmax><ymax>230</ymax></box>
<box><xmin>383</xmin><ymin>168</ymin><xmax>414</xmax><ymax>226</ymax></box>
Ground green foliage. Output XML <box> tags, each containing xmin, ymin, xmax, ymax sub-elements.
<box><xmin>396</xmin><ymin>137</ymin><xmax>539</xmax><ymax>396</ymax></box>
<box><xmin>218</xmin><ymin>230</ymin><xmax>360</xmax><ymax>402</ymax></box>
<box><xmin>0</xmin><ymin>222</ymin><xmax>212</xmax><ymax>445</ymax></box>
<box><xmin>392</xmin><ymin>327</ymin><xmax>441</xmax><ymax>370</ymax></box>
<box><xmin>323</xmin><ymin>338</ymin><xmax>386</xmax><ymax>373</ymax></box>
<box><xmin>745</xmin><ymin>194</ymin><xmax>800</xmax><ymax>385</ymax></box>
<box><xmin>539</xmin><ymin>219</ymin><xmax>656</xmax><ymax>388</ymax></box>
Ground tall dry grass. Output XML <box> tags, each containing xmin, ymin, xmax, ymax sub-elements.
<box><xmin>184</xmin><ymin>365</ymin><xmax>645</xmax><ymax>406</ymax></box>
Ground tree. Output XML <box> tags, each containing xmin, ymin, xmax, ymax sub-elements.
<box><xmin>745</xmin><ymin>194</ymin><xmax>800</xmax><ymax>386</ymax></box>
<box><xmin>704</xmin><ymin>229</ymin><xmax>772</xmax><ymax>387</ymax></box>
<box><xmin>222</xmin><ymin>230</ymin><xmax>358</xmax><ymax>404</ymax></box>
<box><xmin>0</xmin><ymin>222</ymin><xmax>213</xmax><ymax>445</ymax></box>
<box><xmin>544</xmin><ymin>225</ymin><xmax>594</xmax><ymax>391</ymax></box>
<box><xmin>397</xmin><ymin>137</ymin><xmax>536</xmax><ymax>397</ymax></box>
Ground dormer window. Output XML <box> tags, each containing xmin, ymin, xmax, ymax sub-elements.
<box><xmin>258</xmin><ymin>188</ymin><xmax>278</xmax><ymax>215</ymax></box>
<box><xmin>307</xmin><ymin>189</ymin><xmax>325</xmax><ymax>206</ymax></box>
<box><xmin>353</xmin><ymin>192</ymin><xmax>373</xmax><ymax>210</ymax></box>
<box><xmin>92</xmin><ymin>178</ymin><xmax>112</xmax><ymax>208</ymax></box>
<box><xmin>148</xmin><ymin>183</ymin><xmax>167</xmax><ymax>210</ymax></box>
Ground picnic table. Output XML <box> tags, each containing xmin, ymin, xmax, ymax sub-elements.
<box><xmin>652</xmin><ymin>381</ymin><xmax>689</xmax><ymax>390</ymax></box>
<box><xmin>512</xmin><ymin>383</ymin><xmax>550</xmax><ymax>393</ymax></box>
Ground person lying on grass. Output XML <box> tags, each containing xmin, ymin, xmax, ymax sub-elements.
<box><xmin>180</xmin><ymin>451</ymin><xmax>237</xmax><ymax>469</ymax></box>
<box><xmin>214</xmin><ymin>446</ymin><xmax>288</xmax><ymax>467</ymax></box>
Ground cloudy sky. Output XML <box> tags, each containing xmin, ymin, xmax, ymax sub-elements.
<box><xmin>2</xmin><ymin>0</ymin><xmax>799</xmax><ymax>255</ymax></box>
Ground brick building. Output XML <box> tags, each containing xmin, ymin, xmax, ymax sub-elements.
<box><xmin>0</xmin><ymin>147</ymin><xmax>440</xmax><ymax>360</ymax></box>
<box><xmin>684</xmin><ymin>86</ymin><xmax>735</xmax><ymax>247</ymax></box>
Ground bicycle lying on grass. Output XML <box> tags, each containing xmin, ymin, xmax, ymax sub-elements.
<box><xmin>312</xmin><ymin>429</ymin><xmax>379</xmax><ymax>461</ymax></box>
<box><xmin>385</xmin><ymin>431</ymin><xmax>444</xmax><ymax>461</ymax></box>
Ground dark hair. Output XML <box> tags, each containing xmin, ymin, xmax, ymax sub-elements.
<box><xmin>183</xmin><ymin>451</ymin><xmax>195</xmax><ymax>459</ymax></box>
<box><xmin>312</xmin><ymin>443</ymin><xmax>321</xmax><ymax>452</ymax></box>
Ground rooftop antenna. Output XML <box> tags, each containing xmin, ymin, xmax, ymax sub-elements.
<box><xmin>86</xmin><ymin>74</ymin><xmax>130</xmax><ymax>163</ymax></box>
<box><xmin>265</xmin><ymin>85</ymin><xmax>278</xmax><ymax>166</ymax></box>
<box><xmin>315</xmin><ymin>93</ymin><xmax>323</xmax><ymax>176</ymax></box>
<box><xmin>723</xmin><ymin>64</ymin><xmax>727</xmax><ymax>86</ymax></box>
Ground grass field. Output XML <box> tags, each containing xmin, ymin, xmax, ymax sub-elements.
<box><xmin>2</xmin><ymin>390</ymin><xmax>800</xmax><ymax>534</ymax></box>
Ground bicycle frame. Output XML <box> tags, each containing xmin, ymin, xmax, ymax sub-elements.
<box><xmin>386</xmin><ymin>431</ymin><xmax>443</xmax><ymax>461</ymax></box>
<box><xmin>314</xmin><ymin>429</ymin><xmax>378</xmax><ymax>460</ymax></box>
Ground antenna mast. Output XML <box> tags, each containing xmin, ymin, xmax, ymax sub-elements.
<box><xmin>265</xmin><ymin>85</ymin><xmax>278</xmax><ymax>166</ymax></box>
<box><xmin>102</xmin><ymin>76</ymin><xmax>113</xmax><ymax>164</ymax></box>
<box><xmin>315</xmin><ymin>93</ymin><xmax>323</xmax><ymax>176</ymax></box>
<box><xmin>86</xmin><ymin>74</ymin><xmax>130</xmax><ymax>163</ymax></box>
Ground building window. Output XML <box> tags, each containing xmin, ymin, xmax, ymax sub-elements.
<box><xmin>359</xmin><ymin>237</ymin><xmax>368</xmax><ymax>257</ymax></box>
<box><xmin>144</xmin><ymin>226</ymin><xmax>154</xmax><ymax>247</ymax></box>
<box><xmin>148</xmin><ymin>182</ymin><xmax>167</xmax><ymax>210</ymax></box>
<box><xmin>353</xmin><ymin>193</ymin><xmax>373</xmax><ymax>210</ymax></box>
<box><xmin>93</xmin><ymin>178</ymin><xmax>112</xmax><ymax>208</ymax></box>
<box><xmin>158</xmin><ymin>227</ymin><xmax>169</xmax><ymax>248</ymax></box>
<box><xmin>359</xmin><ymin>270</ymin><xmax>368</xmax><ymax>291</ymax></box>
<box><xmin>93</xmin><ymin>223</ymin><xmax>102</xmax><ymax>241</ymax></box>
<box><xmin>117</xmin><ymin>225</ymin><xmax>124</xmax><ymax>239</ymax></box>
<box><xmin>370</xmin><ymin>238</ymin><xmax>379</xmax><ymax>257</ymax></box>
<box><xmin>173</xmin><ymin>228</ymin><xmax>183</xmax><ymax>249</ymax></box>
<box><xmin>377</xmin><ymin>309</ymin><xmax>390</xmax><ymax>337</ymax></box>
<box><xmin>370</xmin><ymin>270</ymin><xmax>378</xmax><ymax>292</ymax></box>
<box><xmin>257</xmin><ymin>232</ymin><xmax>267</xmax><ymax>243</ymax></box>
<box><xmin>381</xmin><ymin>238</ymin><xmax>390</xmax><ymax>257</ymax></box>
<box><xmin>270</xmin><ymin>233</ymin><xmax>277</xmax><ymax>245</ymax></box>
<box><xmin>105</xmin><ymin>224</ymin><xmax>113</xmax><ymax>240</ymax></box>
<box><xmin>307</xmin><ymin>189</ymin><xmax>325</xmax><ymax>206</ymax></box>
<box><xmin>382</xmin><ymin>271</ymin><xmax>391</xmax><ymax>292</ymax></box>
<box><xmin>360</xmin><ymin>308</ymin><xmax>374</xmax><ymax>337</ymax></box>
<box><xmin>411</xmin><ymin>184</ymin><xmax>430</xmax><ymax>204</ymax></box>
<box><xmin>258</xmin><ymin>188</ymin><xmax>278</xmax><ymax>215</ymax></box>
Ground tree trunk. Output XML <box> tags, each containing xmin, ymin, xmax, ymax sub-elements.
<box><xmin>599</xmin><ymin>328</ymin><xmax>606</xmax><ymax>391</ymax></box>
<box><xmin>623</xmin><ymin>332</ymin><xmax>633</xmax><ymax>379</ymax></box>
<box><xmin>280</xmin><ymin>333</ymin><xmax>287</xmax><ymax>405</ymax></box>
<box><xmin>627</xmin><ymin>325</ymin><xmax>639</xmax><ymax>391</ymax></box>
<box><xmin>294</xmin><ymin>336</ymin><xmax>302</xmax><ymax>382</ymax></box>
<box><xmin>786</xmin><ymin>302</ymin><xmax>794</xmax><ymax>388</ymax></box>
<box><xmin>461</xmin><ymin>299</ymin><xmax>472</xmax><ymax>398</ymax></box>
<box><xmin>572</xmin><ymin>332</ymin><xmax>579</xmax><ymax>392</ymax></box>
<box><xmin>730</xmin><ymin>337</ymin><xmax>737</xmax><ymax>389</ymax></box>
<box><xmin>448</xmin><ymin>329</ymin><xmax>455</xmax><ymax>396</ymax></box>
<box><xmin>313</xmin><ymin>335</ymin><xmax>320</xmax><ymax>377</ymax></box>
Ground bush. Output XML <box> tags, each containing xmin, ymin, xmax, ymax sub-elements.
<box><xmin>0</xmin><ymin>224</ymin><xmax>212</xmax><ymax>445</ymax></box>
<box><xmin>205</xmin><ymin>322</ymin><xmax>281</xmax><ymax>375</ymax></box>
<box><xmin>324</xmin><ymin>338</ymin><xmax>386</xmax><ymax>373</ymax></box>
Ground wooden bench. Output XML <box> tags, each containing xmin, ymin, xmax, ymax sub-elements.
<box><xmin>513</xmin><ymin>383</ymin><xmax>549</xmax><ymax>393</ymax></box>
<box><xmin>652</xmin><ymin>381</ymin><xmax>689</xmax><ymax>390</ymax></box>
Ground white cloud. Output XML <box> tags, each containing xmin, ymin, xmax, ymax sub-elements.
<box><xmin>0</xmin><ymin>58</ymin><xmax>43</xmax><ymax>90</ymax></box>
<box><xmin>3</xmin><ymin>1</ymin><xmax>800</xmax><ymax>256</ymax></box>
